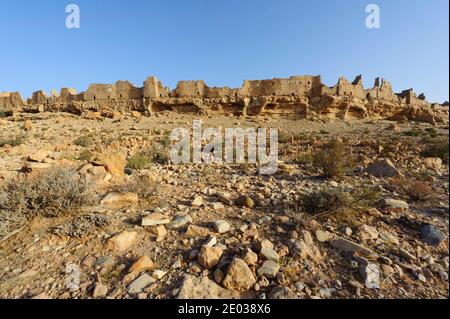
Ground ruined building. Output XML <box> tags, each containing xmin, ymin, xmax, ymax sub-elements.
<box><xmin>1</xmin><ymin>75</ymin><xmax>448</xmax><ymax>125</ymax></box>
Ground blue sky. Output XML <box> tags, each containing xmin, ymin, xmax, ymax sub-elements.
<box><xmin>0</xmin><ymin>0</ymin><xmax>448</xmax><ymax>102</ymax></box>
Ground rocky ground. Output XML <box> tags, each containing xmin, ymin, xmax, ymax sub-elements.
<box><xmin>0</xmin><ymin>112</ymin><xmax>448</xmax><ymax>299</ymax></box>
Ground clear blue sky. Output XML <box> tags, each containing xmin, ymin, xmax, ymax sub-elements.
<box><xmin>0</xmin><ymin>0</ymin><xmax>448</xmax><ymax>102</ymax></box>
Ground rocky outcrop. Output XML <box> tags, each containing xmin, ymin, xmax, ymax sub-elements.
<box><xmin>2</xmin><ymin>75</ymin><xmax>448</xmax><ymax>124</ymax></box>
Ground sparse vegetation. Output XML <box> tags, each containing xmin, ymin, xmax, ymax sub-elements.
<box><xmin>126</xmin><ymin>152</ymin><xmax>153</xmax><ymax>170</ymax></box>
<box><xmin>73</xmin><ymin>135</ymin><xmax>93</xmax><ymax>147</ymax></box>
<box><xmin>421</xmin><ymin>137</ymin><xmax>449</xmax><ymax>161</ymax></box>
<box><xmin>78</xmin><ymin>149</ymin><xmax>94</xmax><ymax>162</ymax></box>
<box><xmin>312</xmin><ymin>139</ymin><xmax>355</xmax><ymax>178</ymax></box>
<box><xmin>392</xmin><ymin>178</ymin><xmax>434</xmax><ymax>202</ymax></box>
<box><xmin>0</xmin><ymin>134</ymin><xmax>26</xmax><ymax>147</ymax></box>
<box><xmin>0</xmin><ymin>167</ymin><xmax>94</xmax><ymax>219</ymax></box>
<box><xmin>109</xmin><ymin>175</ymin><xmax>158</xmax><ymax>206</ymax></box>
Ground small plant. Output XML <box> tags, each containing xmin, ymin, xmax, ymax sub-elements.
<box><xmin>294</xmin><ymin>152</ymin><xmax>313</xmax><ymax>165</ymax></box>
<box><xmin>313</xmin><ymin>139</ymin><xmax>355</xmax><ymax>178</ymax></box>
<box><xmin>74</xmin><ymin>135</ymin><xmax>93</xmax><ymax>147</ymax></box>
<box><xmin>0</xmin><ymin>167</ymin><xmax>94</xmax><ymax>219</ymax></box>
<box><xmin>126</xmin><ymin>152</ymin><xmax>153</xmax><ymax>170</ymax></box>
<box><xmin>0</xmin><ymin>134</ymin><xmax>26</xmax><ymax>147</ymax></box>
<box><xmin>294</xmin><ymin>185</ymin><xmax>380</xmax><ymax>225</ymax></box>
<box><xmin>392</xmin><ymin>178</ymin><xmax>433</xmax><ymax>202</ymax></box>
<box><xmin>420</xmin><ymin>138</ymin><xmax>449</xmax><ymax>161</ymax></box>
<box><xmin>424</xmin><ymin>127</ymin><xmax>438</xmax><ymax>138</ymax></box>
<box><xmin>109</xmin><ymin>175</ymin><xmax>158</xmax><ymax>206</ymax></box>
<box><xmin>403</xmin><ymin>129</ymin><xmax>422</xmax><ymax>137</ymax></box>
<box><xmin>301</xmin><ymin>188</ymin><xmax>353</xmax><ymax>216</ymax></box>
<box><xmin>78</xmin><ymin>149</ymin><xmax>94</xmax><ymax>162</ymax></box>
<box><xmin>278</xmin><ymin>131</ymin><xmax>291</xmax><ymax>144</ymax></box>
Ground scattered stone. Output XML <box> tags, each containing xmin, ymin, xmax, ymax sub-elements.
<box><xmin>204</xmin><ymin>236</ymin><xmax>217</xmax><ymax>247</ymax></box>
<box><xmin>268</xmin><ymin>286</ymin><xmax>298</xmax><ymax>299</ymax></box>
<box><xmin>242</xmin><ymin>248</ymin><xmax>258</xmax><ymax>266</ymax></box>
<box><xmin>420</xmin><ymin>224</ymin><xmax>446</xmax><ymax>246</ymax></box>
<box><xmin>331</xmin><ymin>237</ymin><xmax>374</xmax><ymax>257</ymax></box>
<box><xmin>260</xmin><ymin>247</ymin><xmax>279</xmax><ymax>262</ymax></box>
<box><xmin>223</xmin><ymin>258</ymin><xmax>256</xmax><ymax>290</ymax></box>
<box><xmin>213</xmin><ymin>220</ymin><xmax>231</xmax><ymax>233</ymax></box>
<box><xmin>381</xmin><ymin>198</ymin><xmax>409</xmax><ymax>210</ymax></box>
<box><xmin>186</xmin><ymin>225</ymin><xmax>211</xmax><ymax>237</ymax></box>
<box><xmin>290</xmin><ymin>231</ymin><xmax>322</xmax><ymax>262</ymax></box>
<box><xmin>152</xmin><ymin>270</ymin><xmax>167</xmax><ymax>280</ymax></box>
<box><xmin>101</xmin><ymin>192</ymin><xmax>139</xmax><ymax>209</ymax></box>
<box><xmin>141</xmin><ymin>213</ymin><xmax>170</xmax><ymax>226</ymax></box>
<box><xmin>211</xmin><ymin>202</ymin><xmax>225</xmax><ymax>211</ymax></box>
<box><xmin>356</xmin><ymin>225</ymin><xmax>379</xmax><ymax>241</ymax></box>
<box><xmin>198</xmin><ymin>246</ymin><xmax>223</xmax><ymax>269</ymax></box>
<box><xmin>177</xmin><ymin>275</ymin><xmax>235</xmax><ymax>299</ymax></box>
<box><xmin>191</xmin><ymin>196</ymin><xmax>204</xmax><ymax>207</ymax></box>
<box><xmin>315</xmin><ymin>229</ymin><xmax>333</xmax><ymax>243</ymax></box>
<box><xmin>398</xmin><ymin>248</ymin><xmax>417</xmax><ymax>261</ymax></box>
<box><xmin>128</xmin><ymin>273</ymin><xmax>155</xmax><ymax>294</ymax></box>
<box><xmin>93</xmin><ymin>152</ymin><xmax>126</xmax><ymax>177</ymax></box>
<box><xmin>170</xmin><ymin>215</ymin><xmax>193</xmax><ymax>229</ymax></box>
<box><xmin>92</xmin><ymin>283</ymin><xmax>108</xmax><ymax>298</ymax></box>
<box><xmin>23</xmin><ymin>120</ymin><xmax>33</xmax><ymax>131</ymax></box>
<box><xmin>129</xmin><ymin>256</ymin><xmax>155</xmax><ymax>274</ymax></box>
<box><xmin>256</xmin><ymin>239</ymin><xmax>274</xmax><ymax>251</ymax></box>
<box><xmin>236</xmin><ymin>196</ymin><xmax>254</xmax><ymax>208</ymax></box>
<box><xmin>257</xmin><ymin>261</ymin><xmax>280</xmax><ymax>279</ymax></box>
<box><xmin>216</xmin><ymin>192</ymin><xmax>233</xmax><ymax>205</ymax></box>
<box><xmin>367</xmin><ymin>159</ymin><xmax>402</xmax><ymax>177</ymax></box>
<box><xmin>356</xmin><ymin>257</ymin><xmax>381</xmax><ymax>289</ymax></box>
<box><xmin>107</xmin><ymin>231</ymin><xmax>138</xmax><ymax>252</ymax></box>
<box><xmin>148</xmin><ymin>225</ymin><xmax>167</xmax><ymax>241</ymax></box>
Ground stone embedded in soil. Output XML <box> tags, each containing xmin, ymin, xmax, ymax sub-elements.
<box><xmin>107</xmin><ymin>231</ymin><xmax>138</xmax><ymax>252</ymax></box>
<box><xmin>129</xmin><ymin>256</ymin><xmax>155</xmax><ymax>274</ymax></box>
<box><xmin>260</xmin><ymin>247</ymin><xmax>280</xmax><ymax>262</ymax></box>
<box><xmin>141</xmin><ymin>213</ymin><xmax>170</xmax><ymax>226</ymax></box>
<box><xmin>213</xmin><ymin>220</ymin><xmax>231</xmax><ymax>233</ymax></box>
<box><xmin>100</xmin><ymin>192</ymin><xmax>139</xmax><ymax>209</ymax></box>
<box><xmin>420</xmin><ymin>224</ymin><xmax>446</xmax><ymax>246</ymax></box>
<box><xmin>257</xmin><ymin>261</ymin><xmax>280</xmax><ymax>279</ymax></box>
<box><xmin>331</xmin><ymin>237</ymin><xmax>374</xmax><ymax>257</ymax></box>
<box><xmin>169</xmin><ymin>215</ymin><xmax>193</xmax><ymax>229</ymax></box>
<box><xmin>128</xmin><ymin>273</ymin><xmax>155</xmax><ymax>294</ymax></box>
<box><xmin>222</xmin><ymin>258</ymin><xmax>256</xmax><ymax>290</ymax></box>
<box><xmin>198</xmin><ymin>246</ymin><xmax>223</xmax><ymax>269</ymax></box>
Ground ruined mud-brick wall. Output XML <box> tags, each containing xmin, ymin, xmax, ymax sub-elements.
<box><xmin>0</xmin><ymin>92</ymin><xmax>24</xmax><ymax>113</ymax></box>
<box><xmin>2</xmin><ymin>74</ymin><xmax>448</xmax><ymax>125</ymax></box>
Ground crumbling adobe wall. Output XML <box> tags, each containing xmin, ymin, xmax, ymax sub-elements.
<box><xmin>240</xmin><ymin>76</ymin><xmax>322</xmax><ymax>98</ymax></box>
<box><xmin>0</xmin><ymin>92</ymin><xmax>24</xmax><ymax>111</ymax></box>
<box><xmin>7</xmin><ymin>74</ymin><xmax>448</xmax><ymax>125</ymax></box>
<box><xmin>144</xmin><ymin>76</ymin><xmax>169</xmax><ymax>99</ymax></box>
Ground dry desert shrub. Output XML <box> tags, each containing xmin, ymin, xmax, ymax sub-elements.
<box><xmin>391</xmin><ymin>177</ymin><xmax>434</xmax><ymax>202</ymax></box>
<box><xmin>312</xmin><ymin>139</ymin><xmax>355</xmax><ymax>178</ymax></box>
<box><xmin>0</xmin><ymin>167</ymin><xmax>94</xmax><ymax>219</ymax></box>
<box><xmin>420</xmin><ymin>137</ymin><xmax>449</xmax><ymax>162</ymax></box>
<box><xmin>109</xmin><ymin>174</ymin><xmax>158</xmax><ymax>205</ymax></box>
<box><xmin>0</xmin><ymin>134</ymin><xmax>27</xmax><ymax>147</ymax></box>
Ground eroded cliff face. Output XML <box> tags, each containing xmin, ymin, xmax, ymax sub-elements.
<box><xmin>1</xmin><ymin>75</ymin><xmax>448</xmax><ymax>125</ymax></box>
